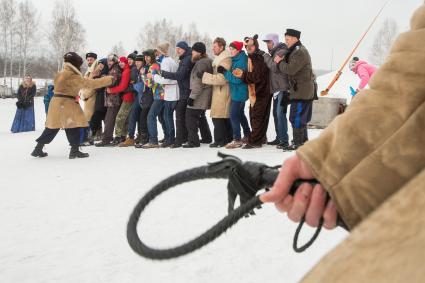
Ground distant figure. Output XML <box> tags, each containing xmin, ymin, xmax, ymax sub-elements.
<box><xmin>11</xmin><ymin>75</ymin><xmax>36</xmax><ymax>133</ymax></box>
<box><xmin>43</xmin><ymin>84</ymin><xmax>54</xmax><ymax>114</ymax></box>
<box><xmin>349</xmin><ymin>57</ymin><xmax>377</xmax><ymax>92</ymax></box>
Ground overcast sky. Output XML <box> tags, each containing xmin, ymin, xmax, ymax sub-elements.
<box><xmin>36</xmin><ymin>0</ymin><xmax>422</xmax><ymax>70</ymax></box>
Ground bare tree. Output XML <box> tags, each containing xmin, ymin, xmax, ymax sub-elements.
<box><xmin>48</xmin><ymin>0</ymin><xmax>86</xmax><ymax>72</ymax></box>
<box><xmin>110</xmin><ymin>41</ymin><xmax>127</xmax><ymax>57</ymax></box>
<box><xmin>369</xmin><ymin>18</ymin><xmax>399</xmax><ymax>66</ymax></box>
<box><xmin>0</xmin><ymin>0</ymin><xmax>17</xmax><ymax>88</ymax></box>
<box><xmin>138</xmin><ymin>20</ymin><xmax>212</xmax><ymax>58</ymax></box>
<box><xmin>16</xmin><ymin>0</ymin><xmax>39</xmax><ymax>80</ymax></box>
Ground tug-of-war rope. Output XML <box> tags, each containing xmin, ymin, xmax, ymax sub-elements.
<box><xmin>127</xmin><ymin>153</ymin><xmax>348</xmax><ymax>260</ymax></box>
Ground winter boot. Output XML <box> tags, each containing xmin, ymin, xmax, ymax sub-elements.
<box><xmin>303</xmin><ymin>127</ymin><xmax>309</xmax><ymax>143</ymax></box>
<box><xmin>31</xmin><ymin>143</ymin><xmax>48</xmax><ymax>158</ymax></box>
<box><xmin>69</xmin><ymin>145</ymin><xmax>89</xmax><ymax>159</ymax></box>
<box><xmin>225</xmin><ymin>140</ymin><xmax>244</xmax><ymax>149</ymax></box>
<box><xmin>284</xmin><ymin>128</ymin><xmax>305</xmax><ymax>151</ymax></box>
<box><xmin>119</xmin><ymin>138</ymin><xmax>135</xmax><ymax>147</ymax></box>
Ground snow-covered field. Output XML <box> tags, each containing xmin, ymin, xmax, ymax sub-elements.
<box><xmin>0</xmin><ymin>98</ymin><xmax>348</xmax><ymax>283</ymax></box>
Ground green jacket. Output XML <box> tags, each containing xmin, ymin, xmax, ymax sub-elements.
<box><xmin>277</xmin><ymin>43</ymin><xmax>314</xmax><ymax>101</ymax></box>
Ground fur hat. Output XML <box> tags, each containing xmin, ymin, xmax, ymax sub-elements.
<box><xmin>244</xmin><ymin>34</ymin><xmax>259</xmax><ymax>50</ymax></box>
<box><xmin>230</xmin><ymin>41</ymin><xmax>244</xmax><ymax>52</ymax></box>
<box><xmin>157</xmin><ymin>43</ymin><xmax>170</xmax><ymax>55</ymax></box>
<box><xmin>86</xmin><ymin>52</ymin><xmax>98</xmax><ymax>60</ymax></box>
<box><xmin>192</xmin><ymin>42</ymin><xmax>206</xmax><ymax>55</ymax></box>
<box><xmin>107</xmin><ymin>53</ymin><xmax>119</xmax><ymax>63</ymax></box>
<box><xmin>285</xmin><ymin>29</ymin><xmax>301</xmax><ymax>39</ymax></box>
<box><xmin>176</xmin><ymin>41</ymin><xmax>189</xmax><ymax>51</ymax></box>
<box><xmin>127</xmin><ymin>51</ymin><xmax>138</xmax><ymax>60</ymax></box>
<box><xmin>64</xmin><ymin>52</ymin><xmax>83</xmax><ymax>70</ymax></box>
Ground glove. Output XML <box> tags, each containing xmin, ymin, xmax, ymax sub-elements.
<box><xmin>217</xmin><ymin>66</ymin><xmax>227</xmax><ymax>74</ymax></box>
<box><xmin>16</xmin><ymin>101</ymin><xmax>24</xmax><ymax>109</ymax></box>
<box><xmin>196</xmin><ymin>72</ymin><xmax>204</xmax><ymax>79</ymax></box>
<box><xmin>187</xmin><ymin>97</ymin><xmax>195</xmax><ymax>107</ymax></box>
<box><xmin>280</xmin><ymin>92</ymin><xmax>290</xmax><ymax>109</ymax></box>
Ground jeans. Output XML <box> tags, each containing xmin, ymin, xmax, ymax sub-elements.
<box><xmin>230</xmin><ymin>100</ymin><xmax>250</xmax><ymax>141</ymax></box>
<box><xmin>164</xmin><ymin>101</ymin><xmax>177</xmax><ymax>144</ymax></box>
<box><xmin>272</xmin><ymin>91</ymin><xmax>289</xmax><ymax>143</ymax></box>
<box><xmin>128</xmin><ymin>101</ymin><xmax>142</xmax><ymax>139</ymax></box>
<box><xmin>147</xmin><ymin>100</ymin><xmax>165</xmax><ymax>144</ymax></box>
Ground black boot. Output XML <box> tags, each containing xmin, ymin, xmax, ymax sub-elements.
<box><xmin>284</xmin><ymin>128</ymin><xmax>305</xmax><ymax>151</ymax></box>
<box><xmin>303</xmin><ymin>127</ymin><xmax>309</xmax><ymax>143</ymax></box>
<box><xmin>69</xmin><ymin>145</ymin><xmax>89</xmax><ymax>159</ymax></box>
<box><xmin>31</xmin><ymin>143</ymin><xmax>48</xmax><ymax>158</ymax></box>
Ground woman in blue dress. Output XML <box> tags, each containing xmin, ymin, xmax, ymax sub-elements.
<box><xmin>11</xmin><ymin>75</ymin><xmax>36</xmax><ymax>133</ymax></box>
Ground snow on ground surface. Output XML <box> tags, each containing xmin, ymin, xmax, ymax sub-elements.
<box><xmin>316</xmin><ymin>70</ymin><xmax>361</xmax><ymax>104</ymax></box>
<box><xmin>0</xmin><ymin>98</ymin><xmax>348</xmax><ymax>283</ymax></box>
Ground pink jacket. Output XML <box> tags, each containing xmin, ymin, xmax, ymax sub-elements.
<box><xmin>352</xmin><ymin>61</ymin><xmax>377</xmax><ymax>90</ymax></box>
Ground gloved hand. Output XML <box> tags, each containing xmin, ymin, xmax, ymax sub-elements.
<box><xmin>217</xmin><ymin>66</ymin><xmax>227</xmax><ymax>74</ymax></box>
<box><xmin>187</xmin><ymin>97</ymin><xmax>195</xmax><ymax>107</ymax></box>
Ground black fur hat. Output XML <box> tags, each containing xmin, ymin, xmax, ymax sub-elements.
<box><xmin>127</xmin><ymin>50</ymin><xmax>138</xmax><ymax>60</ymax></box>
<box><xmin>64</xmin><ymin>52</ymin><xmax>83</xmax><ymax>70</ymax></box>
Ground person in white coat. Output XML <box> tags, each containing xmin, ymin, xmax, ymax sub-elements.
<box><xmin>153</xmin><ymin>43</ymin><xmax>180</xmax><ymax>147</ymax></box>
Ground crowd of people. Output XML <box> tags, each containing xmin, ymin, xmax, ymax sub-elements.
<box><xmin>18</xmin><ymin>28</ymin><xmax>375</xmax><ymax>158</ymax></box>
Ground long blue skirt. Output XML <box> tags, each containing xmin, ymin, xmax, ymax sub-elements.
<box><xmin>11</xmin><ymin>105</ymin><xmax>35</xmax><ymax>133</ymax></box>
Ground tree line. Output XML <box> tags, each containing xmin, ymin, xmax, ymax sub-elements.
<box><xmin>0</xmin><ymin>0</ymin><xmax>212</xmax><ymax>90</ymax></box>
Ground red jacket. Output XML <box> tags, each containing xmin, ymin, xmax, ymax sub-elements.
<box><xmin>108</xmin><ymin>63</ymin><xmax>134</xmax><ymax>103</ymax></box>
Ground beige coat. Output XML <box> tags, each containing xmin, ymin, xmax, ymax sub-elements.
<box><xmin>202</xmin><ymin>50</ymin><xmax>232</xmax><ymax>118</ymax></box>
<box><xmin>298</xmin><ymin>3</ymin><xmax>425</xmax><ymax>282</ymax></box>
<box><xmin>45</xmin><ymin>63</ymin><xmax>112</xmax><ymax>129</ymax></box>
<box><xmin>81</xmin><ymin>60</ymin><xmax>99</xmax><ymax>122</ymax></box>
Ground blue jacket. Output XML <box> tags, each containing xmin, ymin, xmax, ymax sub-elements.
<box><xmin>161</xmin><ymin>48</ymin><xmax>194</xmax><ymax>100</ymax></box>
<box><xmin>224</xmin><ymin>51</ymin><xmax>249</xmax><ymax>102</ymax></box>
<box><xmin>43</xmin><ymin>84</ymin><xmax>54</xmax><ymax>114</ymax></box>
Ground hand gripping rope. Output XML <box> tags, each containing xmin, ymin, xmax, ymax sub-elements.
<box><xmin>127</xmin><ymin>153</ymin><xmax>348</xmax><ymax>260</ymax></box>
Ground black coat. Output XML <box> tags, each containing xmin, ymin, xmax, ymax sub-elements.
<box><xmin>17</xmin><ymin>84</ymin><xmax>36</xmax><ymax>108</ymax></box>
<box><xmin>161</xmin><ymin>48</ymin><xmax>194</xmax><ymax>100</ymax></box>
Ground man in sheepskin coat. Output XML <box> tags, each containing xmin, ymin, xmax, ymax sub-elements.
<box><xmin>31</xmin><ymin>52</ymin><xmax>113</xmax><ymax>159</ymax></box>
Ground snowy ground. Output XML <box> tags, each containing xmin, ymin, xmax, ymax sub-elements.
<box><xmin>0</xmin><ymin>98</ymin><xmax>348</xmax><ymax>283</ymax></box>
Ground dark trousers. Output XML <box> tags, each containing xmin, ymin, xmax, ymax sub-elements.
<box><xmin>185</xmin><ymin>108</ymin><xmax>212</xmax><ymax>146</ymax></box>
<box><xmin>175</xmin><ymin>99</ymin><xmax>188</xmax><ymax>145</ymax></box>
<box><xmin>103</xmin><ymin>106</ymin><xmax>120</xmax><ymax>142</ymax></box>
<box><xmin>289</xmin><ymin>100</ymin><xmax>313</xmax><ymax>129</ymax></box>
<box><xmin>90</xmin><ymin>109</ymin><xmax>106</xmax><ymax>135</ymax></box>
<box><xmin>36</xmin><ymin>128</ymin><xmax>80</xmax><ymax>146</ymax></box>
<box><xmin>199</xmin><ymin>111</ymin><xmax>212</xmax><ymax>143</ymax></box>
<box><xmin>212</xmin><ymin>118</ymin><xmax>232</xmax><ymax>145</ymax></box>
<box><xmin>140</xmin><ymin>107</ymin><xmax>151</xmax><ymax>139</ymax></box>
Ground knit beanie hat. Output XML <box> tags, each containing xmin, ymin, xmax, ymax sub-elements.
<box><xmin>176</xmin><ymin>41</ymin><xmax>189</xmax><ymax>51</ymax></box>
<box><xmin>119</xmin><ymin>56</ymin><xmax>128</xmax><ymax>64</ymax></box>
<box><xmin>64</xmin><ymin>52</ymin><xmax>83</xmax><ymax>70</ymax></box>
<box><xmin>192</xmin><ymin>42</ymin><xmax>206</xmax><ymax>54</ymax></box>
<box><xmin>127</xmin><ymin>51</ymin><xmax>138</xmax><ymax>60</ymax></box>
<box><xmin>157</xmin><ymin>43</ymin><xmax>170</xmax><ymax>55</ymax></box>
<box><xmin>230</xmin><ymin>41</ymin><xmax>244</xmax><ymax>52</ymax></box>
